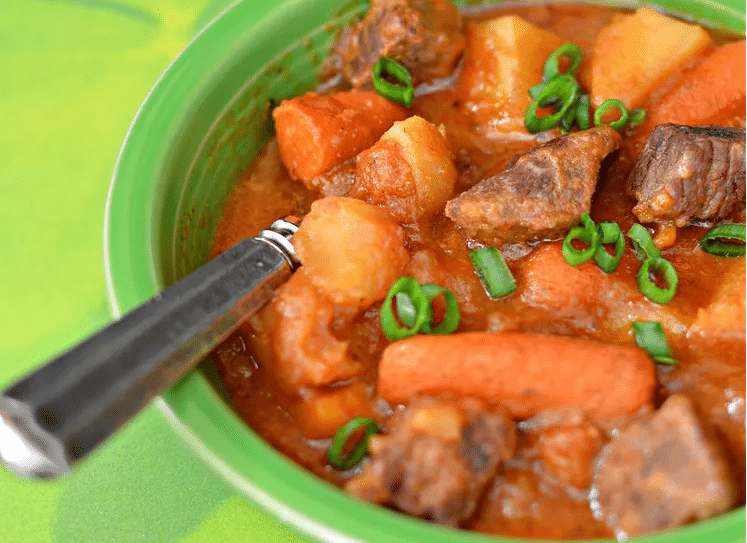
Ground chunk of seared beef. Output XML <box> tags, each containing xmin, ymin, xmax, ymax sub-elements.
<box><xmin>628</xmin><ymin>124</ymin><xmax>746</xmax><ymax>227</ymax></box>
<box><xmin>345</xmin><ymin>396</ymin><xmax>516</xmax><ymax>526</ymax></box>
<box><xmin>593</xmin><ymin>394</ymin><xmax>737</xmax><ymax>538</ymax></box>
<box><xmin>322</xmin><ymin>0</ymin><xmax>465</xmax><ymax>89</ymax></box>
<box><xmin>445</xmin><ymin>127</ymin><xmax>621</xmax><ymax>245</ymax></box>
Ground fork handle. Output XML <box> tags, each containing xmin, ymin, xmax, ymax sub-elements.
<box><xmin>0</xmin><ymin>218</ymin><xmax>299</xmax><ymax>479</ymax></box>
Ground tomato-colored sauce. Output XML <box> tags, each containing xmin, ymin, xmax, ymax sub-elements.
<box><xmin>209</xmin><ymin>3</ymin><xmax>745</xmax><ymax>539</ymax></box>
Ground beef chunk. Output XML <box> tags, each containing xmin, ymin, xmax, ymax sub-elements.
<box><xmin>628</xmin><ymin>124</ymin><xmax>746</xmax><ymax>227</ymax></box>
<box><xmin>322</xmin><ymin>0</ymin><xmax>466</xmax><ymax>89</ymax></box>
<box><xmin>345</xmin><ymin>396</ymin><xmax>516</xmax><ymax>526</ymax></box>
<box><xmin>445</xmin><ymin>126</ymin><xmax>621</xmax><ymax>245</ymax></box>
<box><xmin>593</xmin><ymin>394</ymin><xmax>737</xmax><ymax>538</ymax></box>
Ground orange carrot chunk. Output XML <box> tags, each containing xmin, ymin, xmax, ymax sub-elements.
<box><xmin>378</xmin><ymin>332</ymin><xmax>656</xmax><ymax>419</ymax></box>
<box><xmin>648</xmin><ymin>40</ymin><xmax>746</xmax><ymax>127</ymax></box>
<box><xmin>273</xmin><ymin>90</ymin><xmax>409</xmax><ymax>182</ymax></box>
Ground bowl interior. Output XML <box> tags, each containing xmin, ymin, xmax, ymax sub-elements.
<box><xmin>105</xmin><ymin>0</ymin><xmax>746</xmax><ymax>541</ymax></box>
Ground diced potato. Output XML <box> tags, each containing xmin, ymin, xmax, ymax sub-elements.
<box><xmin>691</xmin><ymin>263</ymin><xmax>746</xmax><ymax>340</ymax></box>
<box><xmin>294</xmin><ymin>196</ymin><xmax>409</xmax><ymax>306</ymax></box>
<box><xmin>352</xmin><ymin>116</ymin><xmax>458</xmax><ymax>223</ymax></box>
<box><xmin>271</xmin><ymin>270</ymin><xmax>360</xmax><ymax>394</ymax></box>
<box><xmin>590</xmin><ymin>8</ymin><xmax>711</xmax><ymax>109</ymax></box>
<box><xmin>292</xmin><ymin>381</ymin><xmax>374</xmax><ymax>439</ymax></box>
<box><xmin>458</xmin><ymin>15</ymin><xmax>566</xmax><ymax>132</ymax></box>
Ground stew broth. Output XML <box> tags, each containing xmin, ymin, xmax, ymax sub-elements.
<box><xmin>209</xmin><ymin>2</ymin><xmax>745</xmax><ymax>539</ymax></box>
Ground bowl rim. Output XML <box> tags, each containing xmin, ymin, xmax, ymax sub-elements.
<box><xmin>104</xmin><ymin>0</ymin><xmax>747</xmax><ymax>542</ymax></box>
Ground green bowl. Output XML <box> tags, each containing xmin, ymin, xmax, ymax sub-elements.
<box><xmin>105</xmin><ymin>0</ymin><xmax>746</xmax><ymax>541</ymax></box>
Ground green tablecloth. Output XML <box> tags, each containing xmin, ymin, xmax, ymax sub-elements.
<box><xmin>0</xmin><ymin>1</ymin><xmax>305</xmax><ymax>541</ymax></box>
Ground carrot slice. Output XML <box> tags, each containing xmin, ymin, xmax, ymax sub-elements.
<box><xmin>273</xmin><ymin>90</ymin><xmax>409</xmax><ymax>182</ymax></box>
<box><xmin>378</xmin><ymin>332</ymin><xmax>656</xmax><ymax>419</ymax></box>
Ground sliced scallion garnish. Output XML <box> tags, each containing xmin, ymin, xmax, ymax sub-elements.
<box><xmin>627</xmin><ymin>223</ymin><xmax>661</xmax><ymax>261</ymax></box>
<box><xmin>524</xmin><ymin>74</ymin><xmax>580</xmax><ymax>133</ymax></box>
<box><xmin>637</xmin><ymin>256</ymin><xmax>678</xmax><ymax>304</ymax></box>
<box><xmin>562</xmin><ymin>213</ymin><xmax>600</xmax><ymax>266</ymax></box>
<box><xmin>381</xmin><ymin>277</ymin><xmax>430</xmax><ymax>341</ymax></box>
<box><xmin>420</xmin><ymin>283</ymin><xmax>461</xmax><ymax>335</ymax></box>
<box><xmin>699</xmin><ymin>223</ymin><xmax>746</xmax><ymax>257</ymax></box>
<box><xmin>575</xmin><ymin>94</ymin><xmax>591</xmax><ymax>131</ymax></box>
<box><xmin>594</xmin><ymin>98</ymin><xmax>629</xmax><ymax>131</ymax></box>
<box><xmin>372</xmin><ymin>57</ymin><xmax>414</xmax><ymax>107</ymax></box>
<box><xmin>628</xmin><ymin>108</ymin><xmax>647</xmax><ymax>125</ymax></box>
<box><xmin>327</xmin><ymin>417</ymin><xmax>379</xmax><ymax>470</ymax></box>
<box><xmin>594</xmin><ymin>221</ymin><xmax>625</xmax><ymax>273</ymax></box>
<box><xmin>542</xmin><ymin>43</ymin><xmax>583</xmax><ymax>81</ymax></box>
<box><xmin>632</xmin><ymin>321</ymin><xmax>679</xmax><ymax>365</ymax></box>
<box><xmin>470</xmin><ymin>246</ymin><xmax>517</xmax><ymax>298</ymax></box>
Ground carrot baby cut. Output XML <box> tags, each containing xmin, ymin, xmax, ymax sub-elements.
<box><xmin>378</xmin><ymin>332</ymin><xmax>656</xmax><ymax>419</ymax></box>
<box><xmin>273</xmin><ymin>90</ymin><xmax>409</xmax><ymax>182</ymax></box>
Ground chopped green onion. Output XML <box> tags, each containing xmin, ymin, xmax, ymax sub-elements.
<box><xmin>524</xmin><ymin>75</ymin><xmax>580</xmax><ymax>133</ymax></box>
<box><xmin>528</xmin><ymin>81</ymin><xmax>546</xmax><ymax>100</ymax></box>
<box><xmin>420</xmin><ymin>283</ymin><xmax>460</xmax><ymax>335</ymax></box>
<box><xmin>637</xmin><ymin>256</ymin><xmax>678</xmax><ymax>304</ymax></box>
<box><xmin>542</xmin><ymin>43</ymin><xmax>583</xmax><ymax>81</ymax></box>
<box><xmin>628</xmin><ymin>223</ymin><xmax>661</xmax><ymax>261</ymax></box>
<box><xmin>575</xmin><ymin>94</ymin><xmax>591</xmax><ymax>131</ymax></box>
<box><xmin>560</xmin><ymin>100</ymin><xmax>578</xmax><ymax>134</ymax></box>
<box><xmin>699</xmin><ymin>223</ymin><xmax>746</xmax><ymax>257</ymax></box>
<box><xmin>394</xmin><ymin>292</ymin><xmax>417</xmax><ymax>327</ymax></box>
<box><xmin>628</xmin><ymin>108</ymin><xmax>647</xmax><ymax>125</ymax></box>
<box><xmin>562</xmin><ymin>213</ymin><xmax>600</xmax><ymax>266</ymax></box>
<box><xmin>594</xmin><ymin>221</ymin><xmax>625</xmax><ymax>273</ymax></box>
<box><xmin>594</xmin><ymin>98</ymin><xmax>629</xmax><ymax>131</ymax></box>
<box><xmin>372</xmin><ymin>57</ymin><xmax>414</xmax><ymax>107</ymax></box>
<box><xmin>632</xmin><ymin>321</ymin><xmax>679</xmax><ymax>364</ymax></box>
<box><xmin>470</xmin><ymin>247</ymin><xmax>517</xmax><ymax>298</ymax></box>
<box><xmin>327</xmin><ymin>417</ymin><xmax>379</xmax><ymax>470</ymax></box>
<box><xmin>381</xmin><ymin>277</ymin><xmax>430</xmax><ymax>340</ymax></box>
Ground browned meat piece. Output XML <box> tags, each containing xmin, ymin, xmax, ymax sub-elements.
<box><xmin>345</xmin><ymin>396</ymin><xmax>516</xmax><ymax>526</ymax></box>
<box><xmin>628</xmin><ymin>124</ymin><xmax>746</xmax><ymax>227</ymax></box>
<box><xmin>322</xmin><ymin>0</ymin><xmax>465</xmax><ymax>89</ymax></box>
<box><xmin>445</xmin><ymin>126</ymin><xmax>621</xmax><ymax>245</ymax></box>
<box><xmin>593</xmin><ymin>394</ymin><xmax>737</xmax><ymax>538</ymax></box>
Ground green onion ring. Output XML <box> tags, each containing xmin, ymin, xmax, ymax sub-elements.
<box><xmin>562</xmin><ymin>213</ymin><xmax>600</xmax><ymax>266</ymax></box>
<box><xmin>394</xmin><ymin>292</ymin><xmax>417</xmax><ymax>327</ymax></box>
<box><xmin>528</xmin><ymin>81</ymin><xmax>547</xmax><ymax>100</ymax></box>
<box><xmin>524</xmin><ymin>75</ymin><xmax>580</xmax><ymax>133</ymax></box>
<box><xmin>381</xmin><ymin>277</ymin><xmax>430</xmax><ymax>341</ymax></box>
<box><xmin>560</xmin><ymin>100</ymin><xmax>578</xmax><ymax>134</ymax></box>
<box><xmin>594</xmin><ymin>221</ymin><xmax>625</xmax><ymax>273</ymax></box>
<box><xmin>628</xmin><ymin>108</ymin><xmax>647</xmax><ymax>125</ymax></box>
<box><xmin>327</xmin><ymin>417</ymin><xmax>379</xmax><ymax>470</ymax></box>
<box><xmin>420</xmin><ymin>283</ymin><xmax>461</xmax><ymax>334</ymax></box>
<box><xmin>575</xmin><ymin>94</ymin><xmax>591</xmax><ymax>131</ymax></box>
<box><xmin>628</xmin><ymin>223</ymin><xmax>661</xmax><ymax>261</ymax></box>
<box><xmin>632</xmin><ymin>321</ymin><xmax>679</xmax><ymax>364</ymax></box>
<box><xmin>372</xmin><ymin>57</ymin><xmax>414</xmax><ymax>107</ymax></box>
<box><xmin>470</xmin><ymin>247</ymin><xmax>517</xmax><ymax>298</ymax></box>
<box><xmin>594</xmin><ymin>98</ymin><xmax>629</xmax><ymax>131</ymax></box>
<box><xmin>699</xmin><ymin>223</ymin><xmax>746</xmax><ymax>257</ymax></box>
<box><xmin>637</xmin><ymin>257</ymin><xmax>678</xmax><ymax>304</ymax></box>
<box><xmin>542</xmin><ymin>43</ymin><xmax>584</xmax><ymax>81</ymax></box>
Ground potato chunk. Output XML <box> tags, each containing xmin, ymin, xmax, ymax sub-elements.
<box><xmin>294</xmin><ymin>196</ymin><xmax>409</xmax><ymax>306</ymax></box>
<box><xmin>458</xmin><ymin>15</ymin><xmax>565</xmax><ymax>132</ymax></box>
<box><xmin>590</xmin><ymin>8</ymin><xmax>710</xmax><ymax>109</ymax></box>
<box><xmin>271</xmin><ymin>269</ymin><xmax>360</xmax><ymax>394</ymax></box>
<box><xmin>352</xmin><ymin>116</ymin><xmax>458</xmax><ymax>223</ymax></box>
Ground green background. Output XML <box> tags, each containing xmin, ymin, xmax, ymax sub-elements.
<box><xmin>0</xmin><ymin>0</ymin><xmax>305</xmax><ymax>541</ymax></box>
